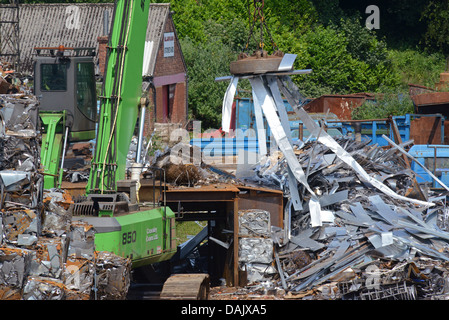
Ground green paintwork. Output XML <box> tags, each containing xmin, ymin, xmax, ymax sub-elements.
<box><xmin>88</xmin><ymin>0</ymin><xmax>150</xmax><ymax>194</ymax></box>
<box><xmin>76</xmin><ymin>1</ymin><xmax>178</xmax><ymax>269</ymax></box>
<box><xmin>40</xmin><ymin>111</ymin><xmax>65</xmax><ymax>189</ymax></box>
<box><xmin>94</xmin><ymin>206</ymin><xmax>177</xmax><ymax>268</ymax></box>
<box><xmin>69</xmin><ymin>130</ymin><xmax>96</xmax><ymax>142</ymax></box>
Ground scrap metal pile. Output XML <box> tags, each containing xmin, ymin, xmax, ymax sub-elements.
<box><xmin>231</xmin><ymin>103</ymin><xmax>449</xmax><ymax>300</ymax></box>
<box><xmin>0</xmin><ymin>95</ymin><xmax>131</xmax><ymax>300</ymax></box>
<box><xmin>0</xmin><ymin>60</ymin><xmax>31</xmax><ymax>94</ymax></box>
<box><xmin>217</xmin><ymin>50</ymin><xmax>449</xmax><ymax>299</ymax></box>
<box><xmin>238</xmin><ymin>137</ymin><xmax>449</xmax><ymax>300</ymax></box>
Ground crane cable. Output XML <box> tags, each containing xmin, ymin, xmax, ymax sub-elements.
<box><xmin>100</xmin><ymin>0</ymin><xmax>134</xmax><ymax>194</ymax></box>
<box><xmin>243</xmin><ymin>0</ymin><xmax>278</xmax><ymax>53</ymax></box>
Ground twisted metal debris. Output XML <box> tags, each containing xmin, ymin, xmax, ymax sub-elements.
<box><xmin>0</xmin><ymin>95</ymin><xmax>131</xmax><ymax>300</ymax></box>
<box><xmin>237</xmin><ymin>136</ymin><xmax>449</xmax><ymax>300</ymax></box>
<box><xmin>219</xmin><ymin>56</ymin><xmax>449</xmax><ymax>299</ymax></box>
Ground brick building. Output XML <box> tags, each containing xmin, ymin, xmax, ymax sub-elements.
<box><xmin>98</xmin><ymin>3</ymin><xmax>188</xmax><ymax>134</ymax></box>
<box><xmin>143</xmin><ymin>4</ymin><xmax>188</xmax><ymax>127</ymax></box>
<box><xmin>4</xmin><ymin>3</ymin><xmax>188</xmax><ymax>136</ymax></box>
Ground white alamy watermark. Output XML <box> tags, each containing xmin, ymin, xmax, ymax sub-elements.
<box><xmin>168</xmin><ymin>121</ymin><xmax>280</xmax><ymax>166</ymax></box>
<box><xmin>365</xmin><ymin>5</ymin><xmax>380</xmax><ymax>30</ymax></box>
<box><xmin>66</xmin><ymin>5</ymin><xmax>81</xmax><ymax>30</ymax></box>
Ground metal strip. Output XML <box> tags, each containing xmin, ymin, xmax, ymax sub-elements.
<box><xmin>277</xmin><ymin>53</ymin><xmax>297</xmax><ymax>72</ymax></box>
<box><xmin>251</xmin><ymin>88</ymin><xmax>267</xmax><ymax>155</ymax></box>
<box><xmin>267</xmin><ymin>75</ymin><xmax>293</xmax><ymax>144</ymax></box>
<box><xmin>221</xmin><ymin>75</ymin><xmax>239</xmax><ymax>133</ymax></box>
<box><xmin>248</xmin><ymin>76</ymin><xmax>315</xmax><ymax>197</ymax></box>
<box><xmin>266</xmin><ymin>76</ymin><xmax>302</xmax><ymax>210</ymax></box>
<box><xmin>287</xmin><ymin>167</ymin><xmax>303</xmax><ymax>211</ymax></box>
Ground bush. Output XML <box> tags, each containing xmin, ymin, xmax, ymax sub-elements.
<box><xmin>291</xmin><ymin>22</ymin><xmax>399</xmax><ymax>98</ymax></box>
<box><xmin>388</xmin><ymin>49</ymin><xmax>446</xmax><ymax>90</ymax></box>
<box><xmin>351</xmin><ymin>93</ymin><xmax>415</xmax><ymax>120</ymax></box>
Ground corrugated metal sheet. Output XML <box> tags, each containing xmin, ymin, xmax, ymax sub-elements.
<box><xmin>143</xmin><ymin>3</ymin><xmax>170</xmax><ymax>77</ymax></box>
<box><xmin>1</xmin><ymin>3</ymin><xmax>114</xmax><ymax>74</ymax></box>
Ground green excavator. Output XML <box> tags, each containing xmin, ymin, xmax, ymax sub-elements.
<box><xmin>35</xmin><ymin>0</ymin><xmax>210</xmax><ymax>299</ymax></box>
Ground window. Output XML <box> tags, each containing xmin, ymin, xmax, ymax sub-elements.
<box><xmin>76</xmin><ymin>62</ymin><xmax>97</xmax><ymax>122</ymax></box>
<box><xmin>40</xmin><ymin>63</ymin><xmax>67</xmax><ymax>91</ymax></box>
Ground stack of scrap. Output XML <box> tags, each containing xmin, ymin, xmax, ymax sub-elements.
<box><xmin>68</xmin><ymin>220</ymin><xmax>96</xmax><ymax>260</ymax></box>
<box><xmin>240</xmin><ymin>135</ymin><xmax>449</xmax><ymax>300</ymax></box>
<box><xmin>42</xmin><ymin>190</ymin><xmax>72</xmax><ymax>236</ymax></box>
<box><xmin>0</xmin><ymin>95</ymin><xmax>42</xmax><ymax>247</ymax></box>
<box><xmin>151</xmin><ymin>142</ymin><xmax>238</xmax><ymax>187</ymax></box>
<box><xmin>0</xmin><ymin>60</ymin><xmax>31</xmax><ymax>94</ymax></box>
<box><xmin>95</xmin><ymin>251</ymin><xmax>131</xmax><ymax>300</ymax></box>
<box><xmin>63</xmin><ymin>256</ymin><xmax>94</xmax><ymax>300</ymax></box>
<box><xmin>239</xmin><ymin>209</ymin><xmax>276</xmax><ymax>283</ymax></box>
<box><xmin>0</xmin><ymin>95</ymin><xmax>131</xmax><ymax>300</ymax></box>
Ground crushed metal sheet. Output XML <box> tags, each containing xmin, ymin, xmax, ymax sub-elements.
<box><xmin>239</xmin><ymin>209</ymin><xmax>271</xmax><ymax>237</ymax></box>
<box><xmin>217</xmin><ymin>71</ymin><xmax>449</xmax><ymax>300</ymax></box>
<box><xmin>0</xmin><ymin>94</ymin><xmax>131</xmax><ymax>300</ymax></box>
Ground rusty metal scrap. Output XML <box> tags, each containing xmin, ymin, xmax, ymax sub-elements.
<box><xmin>237</xmin><ymin>134</ymin><xmax>449</xmax><ymax>300</ymax></box>
<box><xmin>95</xmin><ymin>251</ymin><xmax>132</xmax><ymax>300</ymax></box>
<box><xmin>0</xmin><ymin>95</ymin><xmax>131</xmax><ymax>300</ymax></box>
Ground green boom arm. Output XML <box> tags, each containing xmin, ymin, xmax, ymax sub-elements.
<box><xmin>40</xmin><ymin>111</ymin><xmax>67</xmax><ymax>189</ymax></box>
<box><xmin>88</xmin><ymin>0</ymin><xmax>149</xmax><ymax>194</ymax></box>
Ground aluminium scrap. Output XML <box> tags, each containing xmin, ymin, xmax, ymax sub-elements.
<box><xmin>0</xmin><ymin>95</ymin><xmax>132</xmax><ymax>300</ymax></box>
<box><xmin>218</xmin><ymin>57</ymin><xmax>449</xmax><ymax>298</ymax></box>
<box><xmin>268</xmin><ymin>137</ymin><xmax>449</xmax><ymax>299</ymax></box>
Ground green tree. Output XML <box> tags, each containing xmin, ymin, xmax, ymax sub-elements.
<box><xmin>291</xmin><ymin>22</ymin><xmax>399</xmax><ymax>98</ymax></box>
<box><xmin>181</xmin><ymin>35</ymin><xmax>234</xmax><ymax>129</ymax></box>
<box><xmin>421</xmin><ymin>1</ymin><xmax>449</xmax><ymax>57</ymax></box>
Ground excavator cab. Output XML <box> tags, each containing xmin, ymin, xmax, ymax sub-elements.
<box><xmin>33</xmin><ymin>46</ymin><xmax>98</xmax><ymax>189</ymax></box>
<box><xmin>33</xmin><ymin>46</ymin><xmax>97</xmax><ymax>142</ymax></box>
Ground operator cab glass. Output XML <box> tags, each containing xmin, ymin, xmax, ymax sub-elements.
<box><xmin>76</xmin><ymin>62</ymin><xmax>97</xmax><ymax>122</ymax></box>
<box><xmin>40</xmin><ymin>63</ymin><xmax>67</xmax><ymax>91</ymax></box>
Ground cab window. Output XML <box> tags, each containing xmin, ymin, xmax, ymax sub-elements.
<box><xmin>76</xmin><ymin>62</ymin><xmax>97</xmax><ymax>122</ymax></box>
<box><xmin>41</xmin><ymin>63</ymin><xmax>67</xmax><ymax>91</ymax></box>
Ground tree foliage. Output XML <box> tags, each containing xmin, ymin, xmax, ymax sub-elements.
<box><xmin>421</xmin><ymin>1</ymin><xmax>449</xmax><ymax>56</ymax></box>
<box><xmin>7</xmin><ymin>0</ymin><xmax>448</xmax><ymax>126</ymax></box>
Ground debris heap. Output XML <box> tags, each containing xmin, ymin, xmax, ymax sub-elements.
<box><xmin>151</xmin><ymin>142</ymin><xmax>238</xmax><ymax>187</ymax></box>
<box><xmin>238</xmin><ymin>136</ymin><xmax>449</xmax><ymax>300</ymax></box>
<box><xmin>0</xmin><ymin>60</ymin><xmax>31</xmax><ymax>94</ymax></box>
<box><xmin>0</xmin><ymin>95</ymin><xmax>131</xmax><ymax>300</ymax></box>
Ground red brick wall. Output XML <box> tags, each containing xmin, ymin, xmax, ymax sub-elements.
<box><xmin>171</xmin><ymin>81</ymin><xmax>186</xmax><ymax>123</ymax></box>
<box><xmin>152</xmin><ymin>15</ymin><xmax>187</xmax><ymax>126</ymax></box>
<box><xmin>153</xmin><ymin>18</ymin><xmax>185</xmax><ymax>77</ymax></box>
<box><xmin>97</xmin><ymin>36</ymin><xmax>108</xmax><ymax>77</ymax></box>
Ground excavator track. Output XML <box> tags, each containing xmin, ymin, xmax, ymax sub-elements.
<box><xmin>160</xmin><ymin>273</ymin><xmax>210</xmax><ymax>300</ymax></box>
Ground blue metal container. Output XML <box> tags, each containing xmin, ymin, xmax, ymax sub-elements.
<box><xmin>340</xmin><ymin>114</ymin><xmax>444</xmax><ymax>147</ymax></box>
<box><xmin>191</xmin><ymin>97</ymin><xmax>343</xmax><ymax>156</ymax></box>
<box><xmin>408</xmin><ymin>144</ymin><xmax>449</xmax><ymax>188</ymax></box>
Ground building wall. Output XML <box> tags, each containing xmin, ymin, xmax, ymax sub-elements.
<box><xmin>97</xmin><ymin>36</ymin><xmax>108</xmax><ymax>78</ymax></box>
<box><xmin>153</xmin><ymin>18</ymin><xmax>185</xmax><ymax>77</ymax></box>
<box><xmin>96</xmin><ymin>8</ymin><xmax>188</xmax><ymax>138</ymax></box>
<box><xmin>152</xmin><ymin>15</ymin><xmax>187</xmax><ymax>126</ymax></box>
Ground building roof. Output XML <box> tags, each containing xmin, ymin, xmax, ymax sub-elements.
<box><xmin>1</xmin><ymin>3</ymin><xmax>183</xmax><ymax>78</ymax></box>
<box><xmin>1</xmin><ymin>3</ymin><xmax>114</xmax><ymax>74</ymax></box>
<box><xmin>143</xmin><ymin>3</ymin><xmax>170</xmax><ymax>78</ymax></box>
